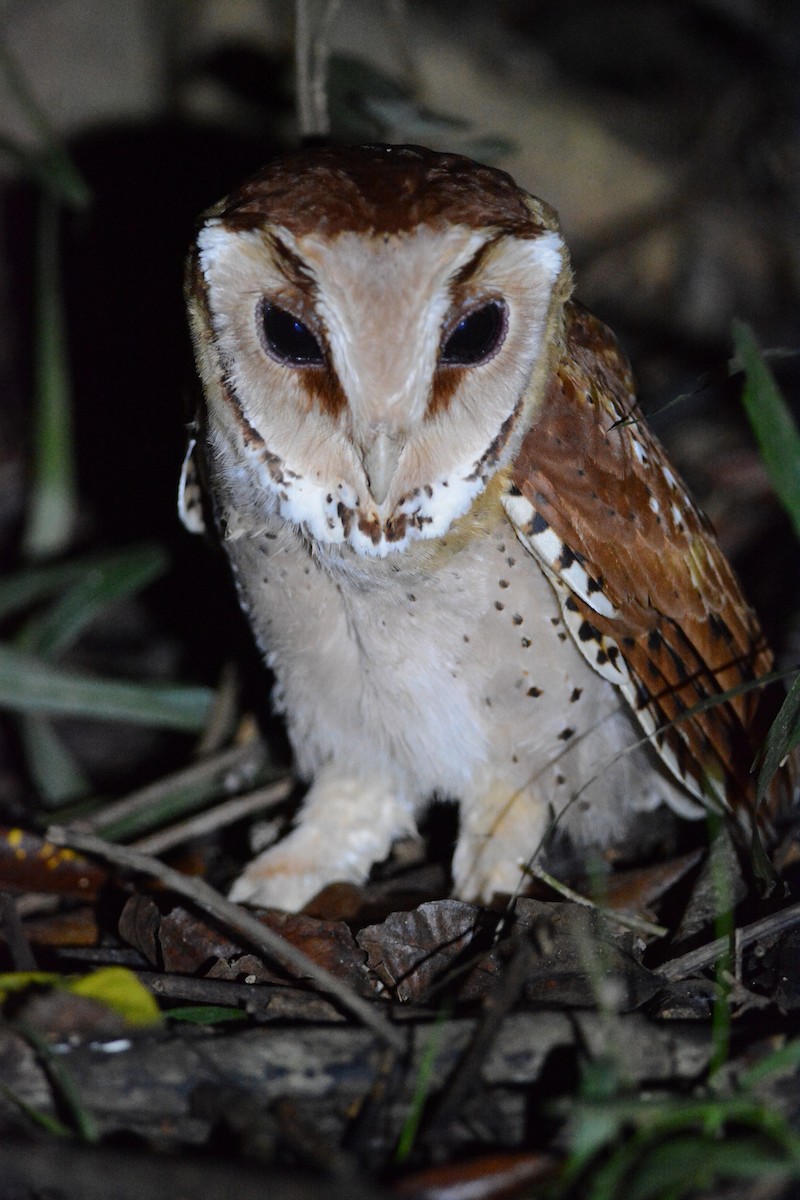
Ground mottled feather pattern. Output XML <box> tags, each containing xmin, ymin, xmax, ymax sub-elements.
<box><xmin>507</xmin><ymin>301</ymin><xmax>786</xmax><ymax>824</ymax></box>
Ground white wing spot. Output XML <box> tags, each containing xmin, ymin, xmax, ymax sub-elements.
<box><xmin>177</xmin><ymin>438</ymin><xmax>206</xmax><ymax>535</ymax></box>
<box><xmin>531</xmin><ymin>525</ymin><xmax>564</xmax><ymax>565</ymax></box>
<box><xmin>560</xmin><ymin>560</ymin><xmax>618</xmax><ymax>618</ymax></box>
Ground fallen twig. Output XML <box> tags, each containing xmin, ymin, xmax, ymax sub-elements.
<box><xmin>46</xmin><ymin>825</ymin><xmax>405</xmax><ymax>1051</ymax></box>
<box><xmin>85</xmin><ymin>739</ymin><xmax>272</xmax><ymax>838</ymax></box>
<box><xmin>527</xmin><ymin>864</ymin><xmax>668</xmax><ymax>939</ymax></box>
<box><xmin>132</xmin><ymin>778</ymin><xmax>291</xmax><ymax>856</ymax></box>
<box><xmin>657</xmin><ymin>899</ymin><xmax>800</xmax><ymax>981</ymax></box>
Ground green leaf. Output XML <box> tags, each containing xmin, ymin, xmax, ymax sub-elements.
<box><xmin>733</xmin><ymin>319</ymin><xmax>800</xmax><ymax>539</ymax></box>
<box><xmin>0</xmin><ymin>644</ymin><xmax>214</xmax><ymax>731</ymax></box>
<box><xmin>0</xmin><ymin>554</ymin><xmax>119</xmax><ymax>623</ymax></box>
<box><xmin>620</xmin><ymin>1134</ymin><xmax>797</xmax><ymax>1200</ymax></box>
<box><xmin>0</xmin><ymin>45</ymin><xmax>90</xmax><ymax>209</ymax></box>
<box><xmin>19</xmin><ymin>716</ymin><xmax>91</xmax><ymax>806</ymax></box>
<box><xmin>4</xmin><ymin>544</ymin><xmax>169</xmax><ymax>805</ymax></box>
<box><xmin>739</xmin><ymin>1037</ymin><xmax>800</xmax><ymax>1089</ymax></box>
<box><xmin>22</xmin><ymin>194</ymin><xmax>78</xmax><ymax>559</ymax></box>
<box><xmin>756</xmin><ymin>673</ymin><xmax>800</xmax><ymax>802</ymax></box>
<box><xmin>166</xmin><ymin>1005</ymin><xmax>248</xmax><ymax>1025</ymax></box>
<box><xmin>16</xmin><ymin>543</ymin><xmax>169</xmax><ymax>658</ymax></box>
<box><xmin>0</xmin><ymin>970</ymin><xmax>63</xmax><ymax>997</ymax></box>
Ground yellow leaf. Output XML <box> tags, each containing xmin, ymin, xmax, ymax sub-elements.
<box><xmin>68</xmin><ymin>967</ymin><xmax>161</xmax><ymax>1027</ymax></box>
<box><xmin>0</xmin><ymin>971</ymin><xmax>59</xmax><ymax>999</ymax></box>
<box><xmin>0</xmin><ymin>967</ymin><xmax>161</xmax><ymax>1026</ymax></box>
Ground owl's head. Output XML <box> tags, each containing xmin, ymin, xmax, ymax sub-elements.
<box><xmin>186</xmin><ymin>144</ymin><xmax>572</xmax><ymax>557</ymax></box>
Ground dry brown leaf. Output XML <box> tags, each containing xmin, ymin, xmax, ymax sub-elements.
<box><xmin>0</xmin><ymin>826</ymin><xmax>107</xmax><ymax>898</ymax></box>
<box><xmin>119</xmin><ymin>894</ymin><xmax>369</xmax><ymax>992</ymax></box>
<box><xmin>391</xmin><ymin>1151</ymin><xmax>561</xmax><ymax>1200</ymax></box>
<box><xmin>357</xmin><ymin>900</ymin><xmax>493</xmax><ymax>1003</ymax></box>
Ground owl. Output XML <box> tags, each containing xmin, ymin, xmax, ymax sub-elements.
<box><xmin>181</xmin><ymin>143</ymin><xmax>792</xmax><ymax>911</ymax></box>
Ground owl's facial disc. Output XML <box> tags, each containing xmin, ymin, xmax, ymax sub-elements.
<box><xmin>195</xmin><ymin>217</ymin><xmax>565</xmax><ymax>557</ymax></box>
<box><xmin>260</xmin><ymin>298</ymin><xmax>510</xmax><ymax>511</ymax></box>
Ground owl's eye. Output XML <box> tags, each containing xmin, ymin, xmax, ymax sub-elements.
<box><xmin>260</xmin><ymin>302</ymin><xmax>324</xmax><ymax>366</ymax></box>
<box><xmin>441</xmin><ymin>301</ymin><xmax>507</xmax><ymax>366</ymax></box>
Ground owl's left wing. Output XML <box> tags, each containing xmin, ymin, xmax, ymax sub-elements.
<box><xmin>502</xmin><ymin>301</ymin><xmax>787</xmax><ymax>827</ymax></box>
<box><xmin>178</xmin><ymin>434</ymin><xmax>208</xmax><ymax>536</ymax></box>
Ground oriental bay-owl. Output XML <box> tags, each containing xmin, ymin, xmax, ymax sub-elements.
<box><xmin>182</xmin><ymin>143</ymin><xmax>791</xmax><ymax>910</ymax></box>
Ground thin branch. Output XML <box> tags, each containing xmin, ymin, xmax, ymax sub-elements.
<box><xmin>526</xmin><ymin>864</ymin><xmax>668</xmax><ymax>939</ymax></box>
<box><xmin>0</xmin><ymin>894</ymin><xmax>38</xmax><ymax>971</ymax></box>
<box><xmin>294</xmin><ymin>0</ymin><xmax>314</xmax><ymax>136</ymax></box>
<box><xmin>86</xmin><ymin>739</ymin><xmax>271</xmax><ymax>836</ymax></box>
<box><xmin>294</xmin><ymin>0</ymin><xmax>342</xmax><ymax>139</ymax></box>
<box><xmin>424</xmin><ymin>936</ymin><xmax>536</xmax><ymax>1139</ymax></box>
<box><xmin>137</xmin><ymin>972</ymin><xmax>346</xmax><ymax>1022</ymax></box>
<box><xmin>46</xmin><ymin>825</ymin><xmax>404</xmax><ymax>1052</ymax></box>
<box><xmin>657</xmin><ymin>899</ymin><xmax>800</xmax><ymax>981</ymax></box>
<box><xmin>131</xmin><ymin>778</ymin><xmax>292</xmax><ymax>856</ymax></box>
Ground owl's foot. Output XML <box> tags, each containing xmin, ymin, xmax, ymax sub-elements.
<box><xmin>451</xmin><ymin>840</ymin><xmax>532</xmax><ymax>905</ymax></box>
<box><xmin>228</xmin><ymin>769</ymin><xmax>416</xmax><ymax>911</ymax></box>
<box><xmin>451</xmin><ymin>782</ymin><xmax>547</xmax><ymax>904</ymax></box>
<box><xmin>228</xmin><ymin>838</ymin><xmax>348</xmax><ymax>911</ymax></box>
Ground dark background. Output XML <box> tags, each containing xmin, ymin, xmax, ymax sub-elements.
<box><xmin>0</xmin><ymin>0</ymin><xmax>798</xmax><ymax>800</ymax></box>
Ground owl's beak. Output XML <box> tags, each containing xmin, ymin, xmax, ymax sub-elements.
<box><xmin>361</xmin><ymin>430</ymin><xmax>402</xmax><ymax>508</ymax></box>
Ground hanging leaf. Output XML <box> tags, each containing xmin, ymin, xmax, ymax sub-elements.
<box><xmin>733</xmin><ymin>320</ymin><xmax>800</xmax><ymax>538</ymax></box>
<box><xmin>755</xmin><ymin>673</ymin><xmax>800</xmax><ymax>802</ymax></box>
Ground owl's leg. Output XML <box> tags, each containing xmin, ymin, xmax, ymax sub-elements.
<box><xmin>228</xmin><ymin>765</ymin><xmax>417</xmax><ymax>911</ymax></box>
<box><xmin>451</xmin><ymin>781</ymin><xmax>547</xmax><ymax>903</ymax></box>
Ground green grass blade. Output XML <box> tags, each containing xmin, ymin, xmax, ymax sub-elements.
<box><xmin>0</xmin><ymin>1082</ymin><xmax>73</xmax><ymax>1139</ymax></box>
<box><xmin>755</xmin><ymin>673</ymin><xmax>800</xmax><ymax>803</ymax></box>
<box><xmin>90</xmin><ymin>741</ymin><xmax>275</xmax><ymax>841</ymax></box>
<box><xmin>394</xmin><ymin>1006</ymin><xmax>450</xmax><ymax>1163</ymax></box>
<box><xmin>3</xmin><ymin>544</ymin><xmax>170</xmax><ymax>805</ymax></box>
<box><xmin>0</xmin><ymin>547</ymin><xmax>168</xmax><ymax>624</ymax></box>
<box><xmin>739</xmin><ymin>1038</ymin><xmax>800</xmax><ymax>1089</ymax></box>
<box><xmin>95</xmin><ymin>772</ymin><xmax>242</xmax><ymax>842</ymax></box>
<box><xmin>708</xmin><ymin>819</ymin><xmax>734</xmax><ymax>1079</ymax></box>
<box><xmin>733</xmin><ymin>319</ymin><xmax>800</xmax><ymax>539</ymax></box>
<box><xmin>0</xmin><ymin>45</ymin><xmax>90</xmax><ymax>209</ymax></box>
<box><xmin>22</xmin><ymin>194</ymin><xmax>78</xmax><ymax>559</ymax></box>
<box><xmin>0</xmin><ymin>644</ymin><xmax>214</xmax><ymax>732</ymax></box>
<box><xmin>621</xmin><ymin>1135</ymin><xmax>798</xmax><ymax>1200</ymax></box>
<box><xmin>19</xmin><ymin>1023</ymin><xmax>98</xmax><ymax>1143</ymax></box>
<box><xmin>19</xmin><ymin>716</ymin><xmax>91</xmax><ymax>807</ymax></box>
<box><xmin>0</xmin><ymin>557</ymin><xmax>110</xmax><ymax>623</ymax></box>
<box><xmin>16</xmin><ymin>543</ymin><xmax>169</xmax><ymax>658</ymax></box>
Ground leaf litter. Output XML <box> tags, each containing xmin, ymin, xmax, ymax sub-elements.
<box><xmin>1</xmin><ymin>792</ymin><xmax>799</xmax><ymax>1199</ymax></box>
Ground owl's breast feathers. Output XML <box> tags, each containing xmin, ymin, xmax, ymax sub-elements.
<box><xmin>505</xmin><ymin>301</ymin><xmax>793</xmax><ymax>827</ymax></box>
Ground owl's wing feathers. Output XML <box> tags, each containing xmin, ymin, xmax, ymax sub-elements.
<box><xmin>177</xmin><ymin>419</ymin><xmax>229</xmax><ymax>545</ymax></box>
<box><xmin>178</xmin><ymin>435</ymin><xmax>207</xmax><ymax>536</ymax></box>
<box><xmin>502</xmin><ymin>302</ymin><xmax>787</xmax><ymax>827</ymax></box>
